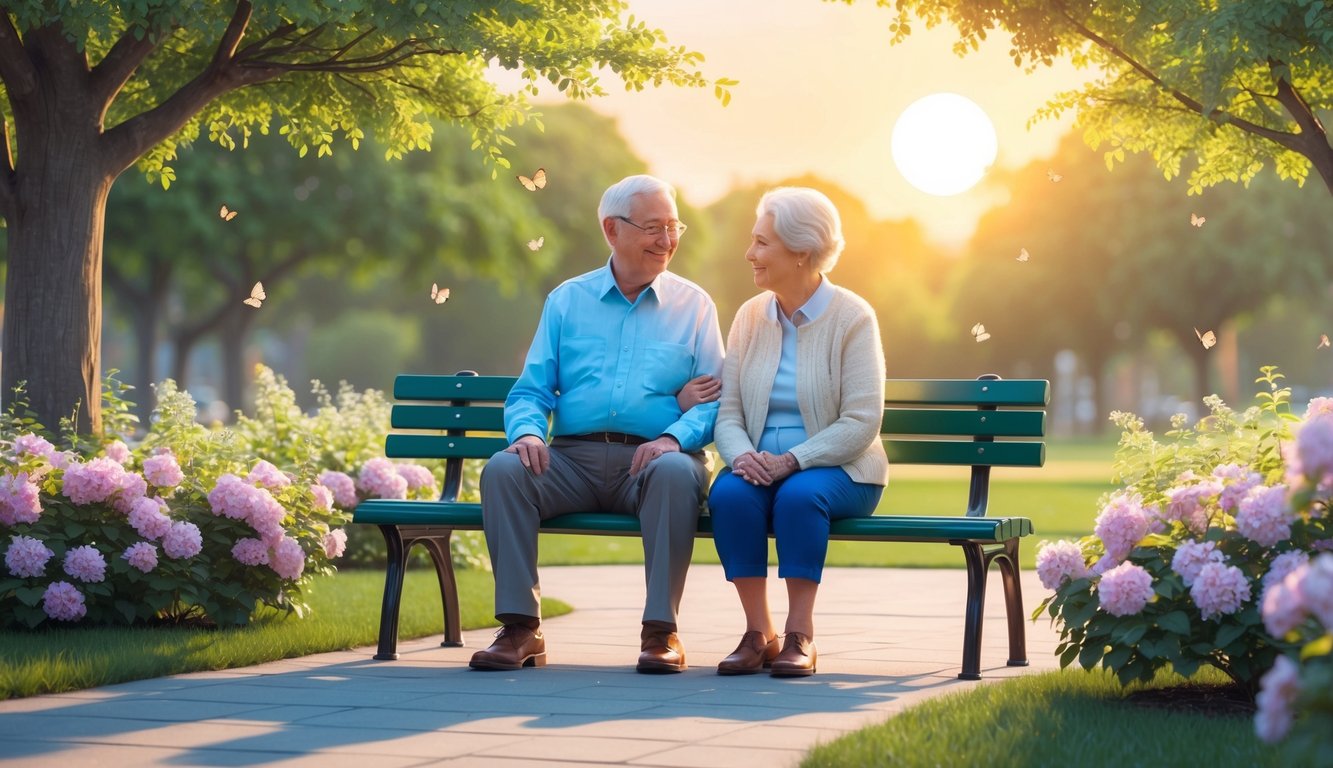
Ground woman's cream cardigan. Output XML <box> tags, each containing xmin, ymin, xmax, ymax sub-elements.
<box><xmin>714</xmin><ymin>285</ymin><xmax>889</xmax><ymax>486</ymax></box>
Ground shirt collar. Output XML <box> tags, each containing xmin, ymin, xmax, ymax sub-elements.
<box><xmin>765</xmin><ymin>275</ymin><xmax>834</xmax><ymax>324</ymax></box>
<box><xmin>598</xmin><ymin>256</ymin><xmax>663</xmax><ymax>305</ymax></box>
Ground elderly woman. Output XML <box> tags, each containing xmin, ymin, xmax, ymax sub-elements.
<box><xmin>708</xmin><ymin>186</ymin><xmax>888</xmax><ymax>677</ymax></box>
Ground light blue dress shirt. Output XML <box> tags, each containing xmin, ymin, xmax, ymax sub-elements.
<box><xmin>505</xmin><ymin>259</ymin><xmax>725</xmax><ymax>452</ymax></box>
<box><xmin>757</xmin><ymin>276</ymin><xmax>835</xmax><ymax>455</ymax></box>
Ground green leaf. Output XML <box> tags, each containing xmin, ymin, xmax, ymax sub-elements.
<box><xmin>1079</xmin><ymin>641</ymin><xmax>1105</xmax><ymax>670</ymax></box>
<box><xmin>1301</xmin><ymin>632</ymin><xmax>1333</xmax><ymax>661</ymax></box>
<box><xmin>15</xmin><ymin>586</ymin><xmax>45</xmax><ymax>606</ymax></box>
<box><xmin>1156</xmin><ymin>611</ymin><xmax>1191</xmax><ymax>635</ymax></box>
<box><xmin>1214</xmin><ymin>622</ymin><xmax>1246</xmax><ymax>649</ymax></box>
<box><xmin>1059</xmin><ymin>642</ymin><xmax>1081</xmax><ymax>668</ymax></box>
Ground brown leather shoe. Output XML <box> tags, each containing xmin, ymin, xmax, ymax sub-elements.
<box><xmin>468</xmin><ymin>624</ymin><xmax>546</xmax><ymax>670</ymax></box>
<box><xmin>717</xmin><ymin>631</ymin><xmax>780</xmax><ymax>676</ymax></box>
<box><xmin>637</xmin><ymin>629</ymin><xmax>687</xmax><ymax>673</ymax></box>
<box><xmin>770</xmin><ymin>632</ymin><xmax>816</xmax><ymax>677</ymax></box>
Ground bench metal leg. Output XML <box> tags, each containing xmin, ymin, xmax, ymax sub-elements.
<box><xmin>419</xmin><ymin>531</ymin><xmax>463</xmax><ymax>647</ymax></box>
<box><xmin>374</xmin><ymin>524</ymin><xmax>409</xmax><ymax>660</ymax></box>
<box><xmin>996</xmin><ymin>538</ymin><xmax>1029</xmax><ymax>667</ymax></box>
<box><xmin>958</xmin><ymin>542</ymin><xmax>987</xmax><ymax>680</ymax></box>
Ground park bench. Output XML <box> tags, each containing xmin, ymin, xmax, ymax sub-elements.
<box><xmin>353</xmin><ymin>372</ymin><xmax>1049</xmax><ymax>679</ymax></box>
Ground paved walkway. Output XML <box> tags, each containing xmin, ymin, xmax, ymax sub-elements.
<box><xmin>0</xmin><ymin>565</ymin><xmax>1061</xmax><ymax>767</ymax></box>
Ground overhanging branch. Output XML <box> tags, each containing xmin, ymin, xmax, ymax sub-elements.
<box><xmin>90</xmin><ymin>24</ymin><xmax>163</xmax><ymax>104</ymax></box>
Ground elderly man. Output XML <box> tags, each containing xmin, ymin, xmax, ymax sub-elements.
<box><xmin>470</xmin><ymin>174</ymin><xmax>724</xmax><ymax>674</ymax></box>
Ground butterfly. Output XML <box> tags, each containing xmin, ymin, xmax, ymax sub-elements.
<box><xmin>430</xmin><ymin>283</ymin><xmax>450</xmax><ymax>304</ymax></box>
<box><xmin>971</xmin><ymin>323</ymin><xmax>990</xmax><ymax>343</ymax></box>
<box><xmin>1190</xmin><ymin>213</ymin><xmax>1206</xmax><ymax>228</ymax></box>
<box><xmin>527</xmin><ymin>236</ymin><xmax>545</xmax><ymax>251</ymax></box>
<box><xmin>242</xmin><ymin>281</ymin><xmax>265</xmax><ymax>308</ymax></box>
<box><xmin>516</xmin><ymin>168</ymin><xmax>547</xmax><ymax>191</ymax></box>
<box><xmin>1046</xmin><ymin>170</ymin><xmax>1063</xmax><ymax>183</ymax></box>
<box><xmin>219</xmin><ymin>204</ymin><xmax>239</xmax><ymax>221</ymax></box>
<box><xmin>1017</xmin><ymin>248</ymin><xmax>1030</xmax><ymax>262</ymax></box>
<box><xmin>1194</xmin><ymin>327</ymin><xmax>1216</xmax><ymax>350</ymax></box>
<box><xmin>1319</xmin><ymin>334</ymin><xmax>1330</xmax><ymax>350</ymax></box>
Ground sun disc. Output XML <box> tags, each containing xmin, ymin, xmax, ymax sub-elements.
<box><xmin>891</xmin><ymin>93</ymin><xmax>998</xmax><ymax>196</ymax></box>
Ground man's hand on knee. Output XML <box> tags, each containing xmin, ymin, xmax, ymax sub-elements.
<box><xmin>507</xmin><ymin>435</ymin><xmax>550</xmax><ymax>475</ymax></box>
<box><xmin>631</xmin><ymin>435</ymin><xmax>680</xmax><ymax>476</ymax></box>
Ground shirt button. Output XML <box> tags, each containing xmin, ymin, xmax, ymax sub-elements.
<box><xmin>616</xmin><ymin>382</ymin><xmax>623</xmax><ymax>387</ymax></box>
<box><xmin>611</xmin><ymin>410</ymin><xmax>617</xmax><ymax>416</ymax></box>
<box><xmin>623</xmin><ymin>346</ymin><xmax>629</xmax><ymax>352</ymax></box>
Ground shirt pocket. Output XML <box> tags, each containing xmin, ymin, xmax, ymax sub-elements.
<box><xmin>641</xmin><ymin>341</ymin><xmax>693</xmax><ymax>396</ymax></box>
<box><xmin>559</xmin><ymin>336</ymin><xmax>607</xmax><ymax>392</ymax></box>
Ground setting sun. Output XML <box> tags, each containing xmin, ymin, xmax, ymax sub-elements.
<box><xmin>891</xmin><ymin>92</ymin><xmax>998</xmax><ymax>196</ymax></box>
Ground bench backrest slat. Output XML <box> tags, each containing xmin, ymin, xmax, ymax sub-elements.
<box><xmin>884</xmin><ymin>439</ymin><xmax>1044</xmax><ymax>467</ymax></box>
<box><xmin>386</xmin><ymin>434</ymin><xmax>509</xmax><ymax>460</ymax></box>
<box><xmin>392</xmin><ymin>404</ymin><xmax>506</xmax><ymax>431</ymax></box>
<box><xmin>881</xmin><ymin>409</ymin><xmax>1043</xmax><ymax>437</ymax></box>
<box><xmin>395</xmin><ymin>375</ymin><xmax>514</xmax><ymax>401</ymax></box>
<box><xmin>883</xmin><ymin>379</ymin><xmax>1048</xmax><ymax>407</ymax></box>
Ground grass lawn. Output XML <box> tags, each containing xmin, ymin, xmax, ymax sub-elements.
<box><xmin>0</xmin><ymin>569</ymin><xmax>569</xmax><ymax>700</ymax></box>
<box><xmin>802</xmin><ymin>667</ymin><xmax>1282</xmax><ymax>768</ymax></box>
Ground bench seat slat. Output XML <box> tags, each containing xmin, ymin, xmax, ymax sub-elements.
<box><xmin>883</xmin><ymin>379</ymin><xmax>1049</xmax><ymax>407</ymax></box>
<box><xmin>352</xmin><ymin>501</ymin><xmax>1033</xmax><ymax>544</ymax></box>
<box><xmin>881</xmin><ymin>409</ymin><xmax>1044</xmax><ymax>437</ymax></box>
<box><xmin>883</xmin><ymin>439</ymin><xmax>1043</xmax><ymax>467</ymax></box>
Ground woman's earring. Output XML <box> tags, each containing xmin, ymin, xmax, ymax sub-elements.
<box><xmin>797</xmin><ymin>260</ymin><xmax>803</xmax><ymax>267</ymax></box>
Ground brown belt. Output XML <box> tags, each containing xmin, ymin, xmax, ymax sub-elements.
<box><xmin>560</xmin><ymin>431</ymin><xmax>651</xmax><ymax>445</ymax></box>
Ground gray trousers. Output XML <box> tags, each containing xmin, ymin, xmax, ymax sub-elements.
<box><xmin>479</xmin><ymin>438</ymin><xmax>709</xmax><ymax>625</ymax></box>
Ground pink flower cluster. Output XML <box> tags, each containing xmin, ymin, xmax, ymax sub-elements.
<box><xmin>1211</xmin><ymin>463</ymin><xmax>1263</xmax><ymax>512</ymax></box>
<box><xmin>5</xmin><ymin>534</ymin><xmax>53</xmax><ymax>578</ymax></box>
<box><xmin>42</xmin><ymin>581</ymin><xmax>86</xmax><ymax>621</ymax></box>
<box><xmin>63</xmin><ymin>545</ymin><xmax>107</xmax><ymax>582</ymax></box>
<box><xmin>128</xmin><ymin>496</ymin><xmax>173</xmax><ymax>540</ymax></box>
<box><xmin>1262</xmin><ymin>553</ymin><xmax>1333</xmax><ymax>637</ymax></box>
<box><xmin>1035</xmin><ymin>539</ymin><xmax>1087</xmax><ymax>590</ymax></box>
<box><xmin>1189</xmin><ymin>562</ymin><xmax>1251</xmax><ymax>621</ymax></box>
<box><xmin>208</xmin><ymin>473</ymin><xmax>287</xmax><ymax>543</ymax></box>
<box><xmin>321</xmin><ymin>529</ymin><xmax>347</xmax><ymax>559</ymax></box>
<box><xmin>162</xmin><ymin>521</ymin><xmax>203</xmax><ymax>559</ymax></box>
<box><xmin>247</xmin><ymin>460</ymin><xmax>292</xmax><ymax>490</ymax></box>
<box><xmin>122</xmin><ymin>542</ymin><xmax>159</xmax><ymax>573</ymax></box>
<box><xmin>61</xmin><ymin>456</ymin><xmax>146</xmax><ymax>512</ymax></box>
<box><xmin>270</xmin><ymin>536</ymin><xmax>306</xmax><ymax>580</ymax></box>
<box><xmin>1296</xmin><ymin>416</ymin><xmax>1333</xmax><ymax>485</ymax></box>
<box><xmin>1093</xmin><ymin>492</ymin><xmax>1150</xmax><ymax>563</ymax></box>
<box><xmin>105</xmin><ymin>440</ymin><xmax>132</xmax><ymax>465</ymax></box>
<box><xmin>11</xmin><ymin>433</ymin><xmax>55</xmax><ymax>459</ymax></box>
<box><xmin>317</xmin><ymin>470</ymin><xmax>358</xmax><ymax>508</ymax></box>
<box><xmin>142</xmin><ymin>452</ymin><xmax>184</xmax><ymax>489</ymax></box>
<box><xmin>309</xmin><ymin>484</ymin><xmax>334</xmax><ymax>512</ymax></box>
<box><xmin>1162</xmin><ymin>480</ymin><xmax>1221</xmax><ymax>534</ymax></box>
<box><xmin>1170</xmin><ymin>539</ymin><xmax>1225</xmax><ymax>587</ymax></box>
<box><xmin>231</xmin><ymin>538</ymin><xmax>269</xmax><ymax>566</ymax></box>
<box><xmin>1096</xmin><ymin>561</ymin><xmax>1155</xmax><ymax>616</ymax></box>
<box><xmin>0</xmin><ymin>471</ymin><xmax>42</xmax><ymax>526</ymax></box>
<box><xmin>358</xmin><ymin>458</ymin><xmax>408</xmax><ymax>500</ymax></box>
<box><xmin>396</xmin><ymin>463</ymin><xmax>437</xmax><ymax>494</ymax></box>
<box><xmin>1254</xmin><ymin>655</ymin><xmax>1300</xmax><ymax>742</ymax></box>
<box><xmin>1234</xmin><ymin>484</ymin><xmax>1292</xmax><ymax>547</ymax></box>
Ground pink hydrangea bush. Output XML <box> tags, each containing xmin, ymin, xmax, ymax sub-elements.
<box><xmin>1254</xmin><ymin>553</ymin><xmax>1333</xmax><ymax>761</ymax></box>
<box><xmin>0</xmin><ymin>373</ymin><xmax>358</xmax><ymax>629</ymax></box>
<box><xmin>1034</xmin><ymin>368</ymin><xmax>1333</xmax><ymax>696</ymax></box>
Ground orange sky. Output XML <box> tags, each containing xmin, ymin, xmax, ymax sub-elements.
<box><xmin>527</xmin><ymin>0</ymin><xmax>1095</xmax><ymax>247</ymax></box>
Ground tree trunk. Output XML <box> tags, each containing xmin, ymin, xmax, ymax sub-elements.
<box><xmin>219</xmin><ymin>311</ymin><xmax>255</xmax><ymax>413</ymax></box>
<box><xmin>1</xmin><ymin>152</ymin><xmax>113</xmax><ymax>435</ymax></box>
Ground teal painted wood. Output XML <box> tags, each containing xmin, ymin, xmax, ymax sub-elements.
<box><xmin>394</xmin><ymin>375</ymin><xmax>515</xmax><ymax>401</ymax></box>
<box><xmin>883</xmin><ymin>439</ymin><xmax>1044</xmax><ymax>467</ymax></box>
<box><xmin>384</xmin><ymin>434</ymin><xmax>508</xmax><ymax>460</ymax></box>
<box><xmin>352</xmin><ymin>500</ymin><xmax>1032</xmax><ymax>543</ymax></box>
<box><xmin>883</xmin><ymin>379</ymin><xmax>1049</xmax><ymax>407</ymax></box>
<box><xmin>881</xmin><ymin>408</ymin><xmax>1044</xmax><ymax>437</ymax></box>
<box><xmin>391</xmin><ymin>404</ymin><xmax>505</xmax><ymax>431</ymax></box>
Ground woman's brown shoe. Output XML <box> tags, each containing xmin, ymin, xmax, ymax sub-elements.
<box><xmin>770</xmin><ymin>632</ymin><xmax>816</xmax><ymax>677</ymax></box>
<box><xmin>717</xmin><ymin>631</ymin><xmax>780</xmax><ymax>675</ymax></box>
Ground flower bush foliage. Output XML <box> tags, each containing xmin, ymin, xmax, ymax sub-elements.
<box><xmin>0</xmin><ymin>366</ymin><xmax>478</xmax><ymax>629</ymax></box>
<box><xmin>1034</xmin><ymin>368</ymin><xmax>1332</xmax><ymax>714</ymax></box>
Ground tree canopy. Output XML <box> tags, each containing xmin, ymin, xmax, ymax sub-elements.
<box><xmin>844</xmin><ymin>0</ymin><xmax>1333</xmax><ymax>195</ymax></box>
<box><xmin>0</xmin><ymin>0</ymin><xmax>730</xmax><ymax>433</ymax></box>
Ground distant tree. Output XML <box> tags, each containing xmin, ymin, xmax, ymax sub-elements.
<box><xmin>842</xmin><ymin>0</ymin><xmax>1333</xmax><ymax>195</ymax></box>
<box><xmin>0</xmin><ymin>1</ymin><xmax>729</xmax><ymax>433</ymax></box>
<box><xmin>954</xmin><ymin>130</ymin><xmax>1333</xmax><ymax>417</ymax></box>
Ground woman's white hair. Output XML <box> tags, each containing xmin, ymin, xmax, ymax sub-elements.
<box><xmin>598</xmin><ymin>174</ymin><xmax>677</xmax><ymax>235</ymax></box>
<box><xmin>756</xmin><ymin>186</ymin><xmax>845</xmax><ymax>273</ymax></box>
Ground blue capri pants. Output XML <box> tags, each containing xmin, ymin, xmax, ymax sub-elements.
<box><xmin>709</xmin><ymin>466</ymin><xmax>883</xmax><ymax>583</ymax></box>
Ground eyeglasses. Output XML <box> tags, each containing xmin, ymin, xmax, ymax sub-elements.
<box><xmin>614</xmin><ymin>216</ymin><xmax>688</xmax><ymax>238</ymax></box>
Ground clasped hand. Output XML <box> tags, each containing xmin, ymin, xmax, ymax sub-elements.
<box><xmin>731</xmin><ymin>450</ymin><xmax>798</xmax><ymax>486</ymax></box>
